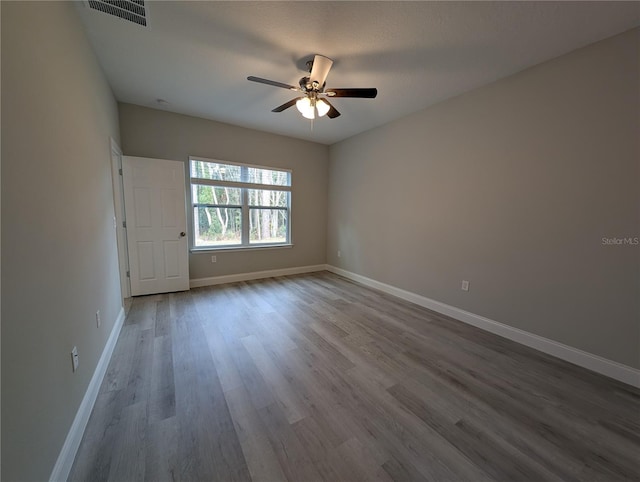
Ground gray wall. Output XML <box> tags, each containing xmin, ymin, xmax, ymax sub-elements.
<box><xmin>327</xmin><ymin>28</ymin><xmax>640</xmax><ymax>369</ymax></box>
<box><xmin>118</xmin><ymin>103</ymin><xmax>329</xmax><ymax>280</ymax></box>
<box><xmin>1</xmin><ymin>2</ymin><xmax>122</xmax><ymax>480</ymax></box>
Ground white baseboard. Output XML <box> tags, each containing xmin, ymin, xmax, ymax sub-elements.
<box><xmin>326</xmin><ymin>265</ymin><xmax>640</xmax><ymax>388</ymax></box>
<box><xmin>49</xmin><ymin>306</ymin><xmax>126</xmax><ymax>482</ymax></box>
<box><xmin>189</xmin><ymin>264</ymin><xmax>327</xmax><ymax>288</ymax></box>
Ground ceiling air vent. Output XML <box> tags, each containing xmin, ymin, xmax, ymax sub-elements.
<box><xmin>87</xmin><ymin>0</ymin><xmax>148</xmax><ymax>27</ymax></box>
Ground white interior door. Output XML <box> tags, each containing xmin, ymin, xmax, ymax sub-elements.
<box><xmin>122</xmin><ymin>156</ymin><xmax>189</xmax><ymax>296</ymax></box>
<box><xmin>110</xmin><ymin>139</ymin><xmax>130</xmax><ymax>298</ymax></box>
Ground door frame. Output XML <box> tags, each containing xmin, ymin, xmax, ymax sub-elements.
<box><xmin>110</xmin><ymin>138</ymin><xmax>131</xmax><ymax>299</ymax></box>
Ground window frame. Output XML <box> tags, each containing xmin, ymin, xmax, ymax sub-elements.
<box><xmin>188</xmin><ymin>156</ymin><xmax>292</xmax><ymax>251</ymax></box>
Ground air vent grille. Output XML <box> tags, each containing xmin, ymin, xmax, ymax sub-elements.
<box><xmin>88</xmin><ymin>0</ymin><xmax>148</xmax><ymax>27</ymax></box>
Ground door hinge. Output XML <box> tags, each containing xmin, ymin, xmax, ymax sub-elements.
<box><xmin>126</xmin><ymin>270</ymin><xmax>130</xmax><ymax>278</ymax></box>
<box><xmin>119</xmin><ymin>168</ymin><xmax>123</xmax><ymax>175</ymax></box>
<box><xmin>122</xmin><ymin>221</ymin><xmax>127</xmax><ymax>228</ymax></box>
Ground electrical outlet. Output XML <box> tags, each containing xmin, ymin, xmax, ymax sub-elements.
<box><xmin>461</xmin><ymin>280</ymin><xmax>470</xmax><ymax>291</ymax></box>
<box><xmin>71</xmin><ymin>346</ymin><xmax>79</xmax><ymax>372</ymax></box>
<box><xmin>337</xmin><ymin>250</ymin><xmax>341</xmax><ymax>258</ymax></box>
<box><xmin>211</xmin><ymin>255</ymin><xmax>217</xmax><ymax>263</ymax></box>
<box><xmin>96</xmin><ymin>310</ymin><xmax>101</xmax><ymax>328</ymax></box>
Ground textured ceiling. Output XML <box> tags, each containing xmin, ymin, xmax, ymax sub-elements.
<box><xmin>76</xmin><ymin>1</ymin><xmax>639</xmax><ymax>145</ymax></box>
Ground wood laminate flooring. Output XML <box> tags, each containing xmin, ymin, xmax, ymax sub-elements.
<box><xmin>69</xmin><ymin>271</ymin><xmax>640</xmax><ymax>481</ymax></box>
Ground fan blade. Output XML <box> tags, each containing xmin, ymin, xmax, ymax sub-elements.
<box><xmin>309</xmin><ymin>55</ymin><xmax>333</xmax><ymax>87</ymax></box>
<box><xmin>325</xmin><ymin>88</ymin><xmax>378</xmax><ymax>98</ymax></box>
<box><xmin>272</xmin><ymin>98</ymin><xmax>301</xmax><ymax>113</ymax></box>
<box><xmin>322</xmin><ymin>99</ymin><xmax>341</xmax><ymax>119</ymax></box>
<box><xmin>247</xmin><ymin>76</ymin><xmax>298</xmax><ymax>91</ymax></box>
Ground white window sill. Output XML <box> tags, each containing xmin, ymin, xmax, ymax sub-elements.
<box><xmin>190</xmin><ymin>244</ymin><xmax>293</xmax><ymax>254</ymax></box>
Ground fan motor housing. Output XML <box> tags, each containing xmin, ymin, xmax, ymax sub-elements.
<box><xmin>299</xmin><ymin>76</ymin><xmax>324</xmax><ymax>93</ymax></box>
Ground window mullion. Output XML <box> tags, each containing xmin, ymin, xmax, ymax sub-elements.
<box><xmin>287</xmin><ymin>192</ymin><xmax>291</xmax><ymax>244</ymax></box>
<box><xmin>241</xmin><ymin>167</ymin><xmax>250</xmax><ymax>246</ymax></box>
<box><xmin>192</xmin><ymin>178</ymin><xmax>291</xmax><ymax>191</ymax></box>
<box><xmin>193</xmin><ymin>203</ymin><xmax>243</xmax><ymax>209</ymax></box>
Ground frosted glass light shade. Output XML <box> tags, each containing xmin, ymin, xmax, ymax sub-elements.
<box><xmin>316</xmin><ymin>99</ymin><xmax>330</xmax><ymax>117</ymax></box>
<box><xmin>296</xmin><ymin>97</ymin><xmax>314</xmax><ymax>119</ymax></box>
<box><xmin>296</xmin><ymin>97</ymin><xmax>310</xmax><ymax>113</ymax></box>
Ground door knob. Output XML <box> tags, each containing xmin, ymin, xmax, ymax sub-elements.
<box><xmin>180</xmin><ymin>231</ymin><xmax>186</xmax><ymax>237</ymax></box>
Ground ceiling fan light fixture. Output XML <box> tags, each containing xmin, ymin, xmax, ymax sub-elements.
<box><xmin>316</xmin><ymin>99</ymin><xmax>330</xmax><ymax>117</ymax></box>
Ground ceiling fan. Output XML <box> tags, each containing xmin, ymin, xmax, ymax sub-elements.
<box><xmin>247</xmin><ymin>55</ymin><xmax>377</xmax><ymax>120</ymax></box>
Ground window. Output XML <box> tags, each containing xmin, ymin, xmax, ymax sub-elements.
<box><xmin>189</xmin><ymin>157</ymin><xmax>291</xmax><ymax>249</ymax></box>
